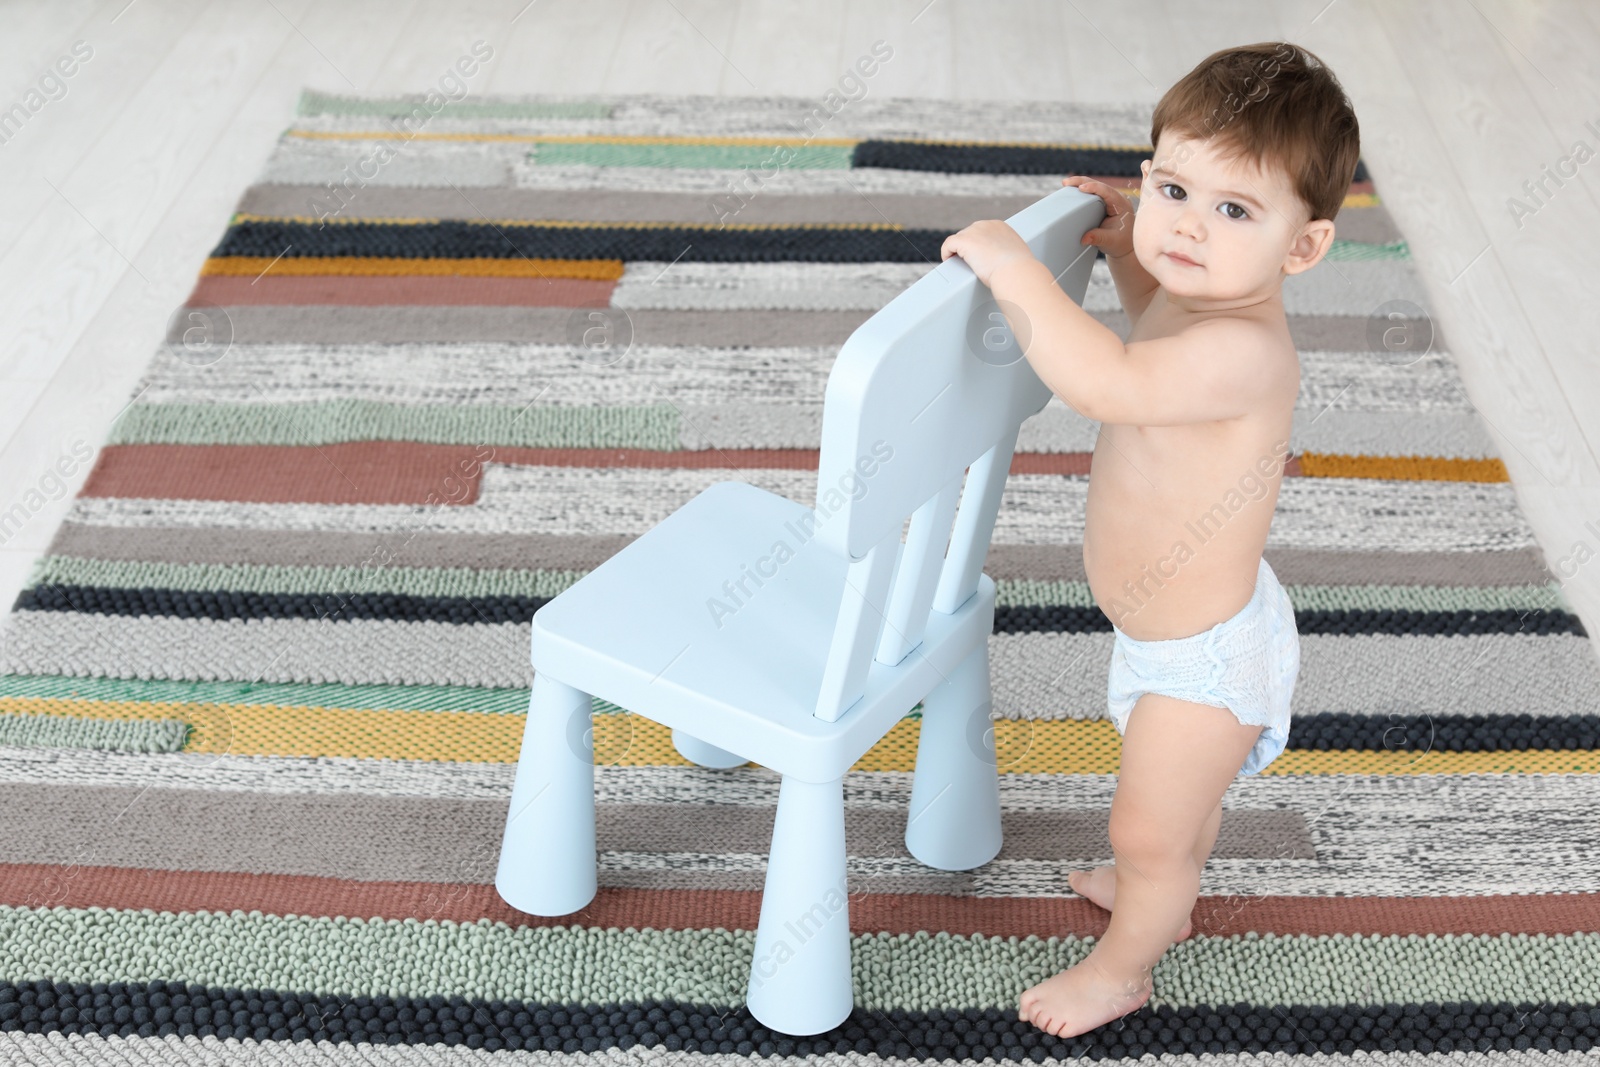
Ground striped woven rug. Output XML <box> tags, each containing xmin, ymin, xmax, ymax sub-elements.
<box><xmin>0</xmin><ymin>89</ymin><xmax>1596</xmax><ymax>1065</ymax></box>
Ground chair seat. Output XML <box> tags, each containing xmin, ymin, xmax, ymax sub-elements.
<box><xmin>531</xmin><ymin>480</ymin><xmax>993</xmax><ymax>782</ymax></box>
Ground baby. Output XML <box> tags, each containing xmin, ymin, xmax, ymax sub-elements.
<box><xmin>939</xmin><ymin>42</ymin><xmax>1360</xmax><ymax>1038</ymax></box>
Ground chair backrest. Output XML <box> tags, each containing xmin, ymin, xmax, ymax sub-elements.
<box><xmin>809</xmin><ymin>186</ymin><xmax>1105</xmax><ymax>721</ymax></box>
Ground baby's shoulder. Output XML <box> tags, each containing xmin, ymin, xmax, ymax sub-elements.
<box><xmin>1177</xmin><ymin>314</ymin><xmax>1300</xmax><ymax>411</ymax></box>
<box><xmin>1182</xmin><ymin>313</ymin><xmax>1297</xmax><ymax>368</ymax></box>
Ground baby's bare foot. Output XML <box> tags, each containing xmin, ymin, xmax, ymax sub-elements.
<box><xmin>1018</xmin><ymin>955</ymin><xmax>1152</xmax><ymax>1038</ymax></box>
<box><xmin>1066</xmin><ymin>866</ymin><xmax>1193</xmax><ymax>941</ymax></box>
<box><xmin>1065</xmin><ymin>866</ymin><xmax>1117</xmax><ymax>910</ymax></box>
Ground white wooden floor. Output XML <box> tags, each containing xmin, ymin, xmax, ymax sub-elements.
<box><xmin>2</xmin><ymin>0</ymin><xmax>1597</xmax><ymax>660</ymax></box>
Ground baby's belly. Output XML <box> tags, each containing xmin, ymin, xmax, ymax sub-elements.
<box><xmin>1083</xmin><ymin>524</ymin><xmax>1262</xmax><ymax>640</ymax></box>
<box><xmin>1083</xmin><ymin>428</ymin><xmax>1282</xmax><ymax>640</ymax></box>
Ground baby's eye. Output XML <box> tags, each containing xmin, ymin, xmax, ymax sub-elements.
<box><xmin>1160</xmin><ymin>182</ymin><xmax>1248</xmax><ymax>220</ymax></box>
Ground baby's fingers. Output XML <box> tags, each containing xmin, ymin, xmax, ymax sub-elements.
<box><xmin>1063</xmin><ymin>176</ymin><xmax>1126</xmax><ymax>207</ymax></box>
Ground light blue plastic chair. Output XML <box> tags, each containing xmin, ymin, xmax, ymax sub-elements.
<box><xmin>495</xmin><ymin>186</ymin><xmax>1104</xmax><ymax>1036</ymax></box>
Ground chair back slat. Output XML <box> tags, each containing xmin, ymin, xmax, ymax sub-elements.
<box><xmin>932</xmin><ymin>430</ymin><xmax>1020</xmax><ymax>614</ymax></box>
<box><xmin>874</xmin><ymin>473</ymin><xmax>962</xmax><ymax>665</ymax></box>
<box><xmin>807</xmin><ymin>187</ymin><xmax>1104</xmax><ymax>721</ymax></box>
<box><xmin>813</xmin><ymin>529</ymin><xmax>899</xmax><ymax>723</ymax></box>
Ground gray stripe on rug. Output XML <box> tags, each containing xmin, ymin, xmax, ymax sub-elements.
<box><xmin>41</xmin><ymin>523</ymin><xmax>1559</xmax><ymax>587</ymax></box>
<box><xmin>289</xmin><ymin>94</ymin><xmax>1157</xmax><ymax>143</ymax></box>
<box><xmin>673</xmin><ymin>403</ymin><xmax>1498</xmax><ymax>457</ymax></box>
<box><xmin>174</xmin><ymin>305</ymin><xmax>1431</xmax><ymax>352</ymax></box>
<box><xmin>132</xmin><ymin>332</ymin><xmax>1476</xmax><ymax>415</ymax></box>
<box><xmin>0</xmin><ymin>781</ymin><xmax>1312</xmax><ymax>885</ymax></box>
<box><xmin>0</xmin><ymin>617</ymin><xmax>1592</xmax><ymax>718</ymax></box>
<box><xmin>58</xmin><ymin>468</ymin><xmax>1536</xmax><ymax>550</ymax></box>
<box><xmin>233</xmin><ymin>183</ymin><xmax>1409</xmax><ymax>247</ymax></box>
<box><xmin>258</xmin><ymin>140</ymin><xmax>519</xmax><ymax>188</ymax></box>
<box><xmin>0</xmin><ymin>772</ymin><xmax>1593</xmax><ymax>896</ymax></box>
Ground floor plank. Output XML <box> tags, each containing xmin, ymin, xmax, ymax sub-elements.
<box><xmin>950</xmin><ymin>0</ymin><xmax>1070</xmax><ymax>103</ymax></box>
<box><xmin>840</xmin><ymin>0</ymin><xmax>954</xmax><ymax>100</ymax></box>
<box><xmin>603</xmin><ymin>0</ymin><xmax>741</xmax><ymax>95</ymax></box>
<box><xmin>725</xmin><ymin>0</ymin><xmax>846</xmax><ymax>98</ymax></box>
<box><xmin>482</xmin><ymin>0</ymin><xmax>629</xmax><ymax>95</ymax></box>
<box><xmin>1368</xmin><ymin>1</ymin><xmax>1600</xmax><ymax>487</ymax></box>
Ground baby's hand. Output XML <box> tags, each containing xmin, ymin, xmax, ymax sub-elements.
<box><xmin>939</xmin><ymin>219</ymin><xmax>1036</xmax><ymax>289</ymax></box>
<box><xmin>1062</xmin><ymin>175</ymin><xmax>1135</xmax><ymax>259</ymax></box>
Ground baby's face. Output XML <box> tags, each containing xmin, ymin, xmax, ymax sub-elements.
<box><xmin>1132</xmin><ymin>132</ymin><xmax>1313</xmax><ymax>305</ymax></box>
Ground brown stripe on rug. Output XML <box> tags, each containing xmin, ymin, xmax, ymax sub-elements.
<box><xmin>0</xmin><ymin>863</ymin><xmax>1591</xmax><ymax>938</ymax></box>
<box><xmin>81</xmin><ymin>442</ymin><xmax>492</xmax><ymax>505</ymax></box>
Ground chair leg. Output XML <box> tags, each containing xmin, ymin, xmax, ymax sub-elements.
<box><xmin>495</xmin><ymin>673</ymin><xmax>597</xmax><ymax>916</ymax></box>
<box><xmin>671</xmin><ymin>727</ymin><xmax>748</xmax><ymax>769</ymax></box>
<box><xmin>905</xmin><ymin>638</ymin><xmax>1004</xmax><ymax>871</ymax></box>
<box><xmin>744</xmin><ymin>773</ymin><xmax>853</xmax><ymax>1036</ymax></box>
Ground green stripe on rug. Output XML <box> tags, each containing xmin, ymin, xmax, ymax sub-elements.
<box><xmin>296</xmin><ymin>89</ymin><xmax>613</xmax><ymax>121</ymax></box>
<box><xmin>1</xmin><ymin>905</ymin><xmax>1593</xmax><ymax>1010</ymax></box>
<box><xmin>1323</xmin><ymin>238</ymin><xmax>1408</xmax><ymax>261</ymax></box>
<box><xmin>25</xmin><ymin>557</ymin><xmax>1570</xmax><ymax>616</ymax></box>
<box><xmin>0</xmin><ymin>712</ymin><xmax>189</xmax><ymax>752</ymax></box>
<box><xmin>527</xmin><ymin>142</ymin><xmax>856</xmax><ymax>169</ymax></box>
<box><xmin>0</xmin><ymin>674</ymin><xmax>546</xmax><ymax>715</ymax></box>
<box><xmin>106</xmin><ymin>402</ymin><xmax>681</xmax><ymax>449</ymax></box>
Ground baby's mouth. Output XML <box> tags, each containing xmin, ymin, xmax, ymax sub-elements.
<box><xmin>1164</xmin><ymin>251</ymin><xmax>1201</xmax><ymax>267</ymax></box>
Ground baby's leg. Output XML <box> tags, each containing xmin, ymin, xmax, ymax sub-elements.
<box><xmin>1019</xmin><ymin>692</ymin><xmax>1262</xmax><ymax>1037</ymax></box>
<box><xmin>1099</xmin><ymin>693</ymin><xmax>1260</xmax><ymax>958</ymax></box>
<box><xmin>1067</xmin><ymin>798</ymin><xmax>1223</xmax><ymax>937</ymax></box>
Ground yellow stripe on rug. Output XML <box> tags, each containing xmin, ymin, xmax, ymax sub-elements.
<box><xmin>1297</xmin><ymin>453</ymin><xmax>1509</xmax><ymax>482</ymax></box>
<box><xmin>2</xmin><ymin>697</ymin><xmax>1595</xmax><ymax>774</ymax></box>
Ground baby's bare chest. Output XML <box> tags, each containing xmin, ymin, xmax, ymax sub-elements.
<box><xmin>1090</xmin><ymin>418</ymin><xmax>1291</xmax><ymax>518</ymax></box>
<box><xmin>1108</xmin><ymin>307</ymin><xmax>1298</xmax><ymax>507</ymax></box>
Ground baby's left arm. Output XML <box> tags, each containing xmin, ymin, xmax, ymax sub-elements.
<box><xmin>996</xmin><ymin>256</ymin><xmax>1279</xmax><ymax>426</ymax></box>
<box><xmin>942</xmin><ymin>221</ymin><xmax>1276</xmax><ymax>426</ymax></box>
<box><xmin>940</xmin><ymin>220</ymin><xmax>1122</xmax><ymax>421</ymax></box>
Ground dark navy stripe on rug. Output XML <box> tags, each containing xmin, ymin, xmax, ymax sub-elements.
<box><xmin>14</xmin><ymin>585</ymin><xmax>1587</xmax><ymax>639</ymax></box>
<box><xmin>0</xmin><ymin>982</ymin><xmax>1591</xmax><ymax>1057</ymax></box>
<box><xmin>852</xmin><ymin>141</ymin><xmax>1152</xmax><ymax>177</ymax></box>
<box><xmin>850</xmin><ymin>140</ymin><xmax>1371</xmax><ymax>184</ymax></box>
<box><xmin>1284</xmin><ymin>711</ymin><xmax>1600</xmax><ymax>753</ymax></box>
<box><xmin>208</xmin><ymin>220</ymin><xmax>968</xmax><ymax>264</ymax></box>
<box><xmin>997</xmin><ymin>603</ymin><xmax>1586</xmax><ymax>638</ymax></box>
<box><xmin>15</xmin><ymin>585</ymin><xmax>551</xmax><ymax>625</ymax></box>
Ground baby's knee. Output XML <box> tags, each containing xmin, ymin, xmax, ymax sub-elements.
<box><xmin>1107</xmin><ymin>807</ymin><xmax>1193</xmax><ymax>869</ymax></box>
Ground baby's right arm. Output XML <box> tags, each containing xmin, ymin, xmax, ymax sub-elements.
<box><xmin>1061</xmin><ymin>176</ymin><xmax>1161</xmax><ymax>328</ymax></box>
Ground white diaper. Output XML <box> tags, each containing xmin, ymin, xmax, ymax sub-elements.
<box><xmin>1105</xmin><ymin>556</ymin><xmax>1300</xmax><ymax>777</ymax></box>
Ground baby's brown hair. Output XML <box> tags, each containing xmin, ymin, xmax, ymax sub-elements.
<box><xmin>1150</xmin><ymin>41</ymin><xmax>1360</xmax><ymax>226</ymax></box>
